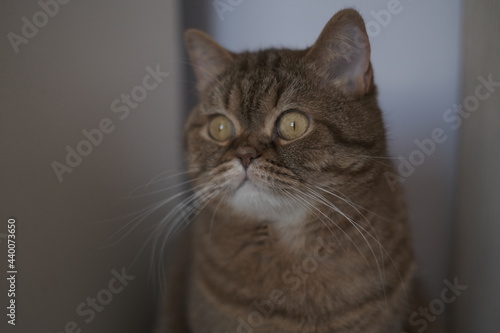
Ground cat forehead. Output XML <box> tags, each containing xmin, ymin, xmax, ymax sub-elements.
<box><xmin>233</xmin><ymin>49</ymin><xmax>305</xmax><ymax>73</ymax></box>
<box><xmin>206</xmin><ymin>51</ymin><xmax>310</xmax><ymax>125</ymax></box>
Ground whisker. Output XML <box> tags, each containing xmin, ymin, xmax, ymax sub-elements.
<box><xmin>284</xmin><ymin>185</ymin><xmax>378</xmax><ymax>262</ymax></box>
<box><xmin>101</xmin><ymin>183</ymin><xmax>206</xmax><ymax>249</ymax></box>
<box><xmin>209</xmin><ymin>190</ymin><xmax>228</xmax><ymax>238</ymax></box>
<box><xmin>128</xmin><ymin>168</ymin><xmax>196</xmax><ymax>197</ymax></box>
<box><xmin>125</xmin><ymin>187</ymin><xmax>206</xmax><ymax>286</ymax></box>
<box><xmin>125</xmin><ymin>176</ymin><xmax>200</xmax><ymax>199</ymax></box>
<box><xmin>152</xmin><ymin>185</ymin><xmax>224</xmax><ymax>291</ymax></box>
<box><xmin>291</xmin><ymin>184</ymin><xmax>387</xmax><ymax>306</ymax></box>
<box><xmin>316</xmin><ymin>185</ymin><xmax>390</xmax><ymax>221</ymax></box>
<box><xmin>313</xmin><ymin>184</ymin><xmax>407</xmax><ymax>300</ymax></box>
<box><xmin>277</xmin><ymin>187</ymin><xmax>344</xmax><ymax>249</ymax></box>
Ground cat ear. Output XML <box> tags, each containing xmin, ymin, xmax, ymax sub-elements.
<box><xmin>305</xmin><ymin>9</ymin><xmax>373</xmax><ymax>96</ymax></box>
<box><xmin>184</xmin><ymin>29</ymin><xmax>234</xmax><ymax>92</ymax></box>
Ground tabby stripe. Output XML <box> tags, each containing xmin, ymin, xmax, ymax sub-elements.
<box><xmin>325</xmin><ymin>122</ymin><xmax>377</xmax><ymax>150</ymax></box>
<box><xmin>273</xmin><ymin>81</ymin><xmax>286</xmax><ymax>108</ymax></box>
<box><xmin>331</xmin><ymin>266</ymin><xmax>414</xmax><ymax>330</ymax></box>
<box><xmin>196</xmin><ymin>267</ymin><xmax>259</xmax><ymax>310</ymax></box>
<box><xmin>222</xmin><ymin>77</ymin><xmax>234</xmax><ymax>110</ymax></box>
<box><xmin>320</xmin><ymin>160</ymin><xmax>374</xmax><ymax>177</ymax></box>
<box><xmin>255</xmin><ymin>51</ymin><xmax>269</xmax><ymax>68</ymax></box>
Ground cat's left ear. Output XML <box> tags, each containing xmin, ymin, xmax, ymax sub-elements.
<box><xmin>185</xmin><ymin>29</ymin><xmax>234</xmax><ymax>92</ymax></box>
<box><xmin>305</xmin><ymin>9</ymin><xmax>373</xmax><ymax>96</ymax></box>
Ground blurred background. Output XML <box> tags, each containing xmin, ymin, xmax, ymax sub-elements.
<box><xmin>1</xmin><ymin>0</ymin><xmax>498</xmax><ymax>332</ymax></box>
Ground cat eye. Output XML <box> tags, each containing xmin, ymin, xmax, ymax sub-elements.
<box><xmin>208</xmin><ymin>115</ymin><xmax>234</xmax><ymax>142</ymax></box>
<box><xmin>277</xmin><ymin>111</ymin><xmax>310</xmax><ymax>140</ymax></box>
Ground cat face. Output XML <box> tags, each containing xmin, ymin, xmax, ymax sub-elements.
<box><xmin>184</xmin><ymin>10</ymin><xmax>387</xmax><ymax>223</ymax></box>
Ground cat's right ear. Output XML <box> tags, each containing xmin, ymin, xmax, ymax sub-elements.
<box><xmin>184</xmin><ymin>29</ymin><xmax>234</xmax><ymax>92</ymax></box>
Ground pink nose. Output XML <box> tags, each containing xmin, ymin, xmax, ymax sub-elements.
<box><xmin>235</xmin><ymin>148</ymin><xmax>259</xmax><ymax>169</ymax></box>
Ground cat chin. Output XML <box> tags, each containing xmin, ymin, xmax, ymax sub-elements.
<box><xmin>227</xmin><ymin>180</ymin><xmax>307</xmax><ymax>227</ymax></box>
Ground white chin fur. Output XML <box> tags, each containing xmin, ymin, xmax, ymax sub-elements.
<box><xmin>227</xmin><ymin>176</ymin><xmax>306</xmax><ymax>227</ymax></box>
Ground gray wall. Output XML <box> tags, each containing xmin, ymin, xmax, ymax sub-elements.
<box><xmin>1</xmin><ymin>1</ymin><xmax>182</xmax><ymax>332</ymax></box>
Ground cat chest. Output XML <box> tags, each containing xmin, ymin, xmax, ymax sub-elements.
<box><xmin>187</xmin><ymin>217</ymin><xmax>407</xmax><ymax>332</ymax></box>
<box><xmin>191</xmin><ymin>230</ymin><xmax>352</xmax><ymax>315</ymax></box>
<box><xmin>188</xmin><ymin>244</ymin><xmax>396</xmax><ymax>333</ymax></box>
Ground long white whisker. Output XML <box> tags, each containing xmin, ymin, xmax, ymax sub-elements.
<box><xmin>278</xmin><ymin>187</ymin><xmax>344</xmax><ymax>249</ymax></box>
<box><xmin>209</xmin><ymin>190</ymin><xmax>228</xmax><ymax>238</ymax></box>
<box><xmin>287</xmin><ymin>186</ymin><xmax>373</xmax><ymax>268</ymax></box>
<box><xmin>314</xmin><ymin>184</ymin><xmax>407</xmax><ymax>300</ymax></box>
<box><xmin>301</xmin><ymin>184</ymin><xmax>388</xmax><ymax>306</ymax></box>
<box><xmin>128</xmin><ymin>168</ymin><xmax>196</xmax><ymax>196</ymax></box>
<box><xmin>127</xmin><ymin>187</ymin><xmax>206</xmax><ymax>280</ymax></box>
<box><xmin>152</xmin><ymin>185</ymin><xmax>224</xmax><ymax>291</ymax></box>
<box><xmin>101</xmin><ymin>185</ymin><xmax>201</xmax><ymax>248</ymax></box>
<box><xmin>126</xmin><ymin>176</ymin><xmax>201</xmax><ymax>199</ymax></box>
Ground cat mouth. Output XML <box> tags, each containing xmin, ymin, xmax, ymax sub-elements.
<box><xmin>230</xmin><ymin>166</ymin><xmax>274</xmax><ymax>200</ymax></box>
<box><xmin>234</xmin><ymin>177</ymin><xmax>260</xmax><ymax>193</ymax></box>
<box><xmin>227</xmin><ymin>170</ymin><xmax>305</xmax><ymax>224</ymax></box>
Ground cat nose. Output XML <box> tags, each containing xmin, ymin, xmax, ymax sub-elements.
<box><xmin>235</xmin><ymin>147</ymin><xmax>259</xmax><ymax>169</ymax></box>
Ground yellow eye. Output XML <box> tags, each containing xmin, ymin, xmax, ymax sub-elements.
<box><xmin>208</xmin><ymin>115</ymin><xmax>234</xmax><ymax>142</ymax></box>
<box><xmin>277</xmin><ymin>111</ymin><xmax>309</xmax><ymax>140</ymax></box>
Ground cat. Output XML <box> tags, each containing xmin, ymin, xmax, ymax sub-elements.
<box><xmin>156</xmin><ymin>8</ymin><xmax>418</xmax><ymax>333</ymax></box>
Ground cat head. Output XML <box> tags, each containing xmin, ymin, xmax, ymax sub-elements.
<box><xmin>184</xmin><ymin>9</ymin><xmax>387</xmax><ymax>224</ymax></box>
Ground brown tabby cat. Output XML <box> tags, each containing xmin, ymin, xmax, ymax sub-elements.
<box><xmin>157</xmin><ymin>8</ymin><xmax>418</xmax><ymax>333</ymax></box>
